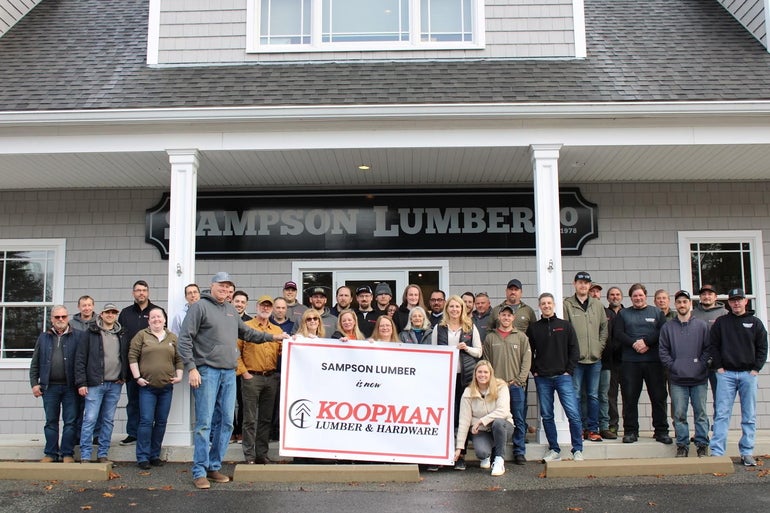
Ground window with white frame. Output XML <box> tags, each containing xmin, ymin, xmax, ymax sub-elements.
<box><xmin>0</xmin><ymin>240</ymin><xmax>65</xmax><ymax>360</ymax></box>
<box><xmin>249</xmin><ymin>0</ymin><xmax>484</xmax><ymax>52</ymax></box>
<box><xmin>678</xmin><ymin>231</ymin><xmax>767</xmax><ymax>329</ymax></box>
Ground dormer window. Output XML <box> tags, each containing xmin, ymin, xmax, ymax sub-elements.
<box><xmin>248</xmin><ymin>0</ymin><xmax>485</xmax><ymax>52</ymax></box>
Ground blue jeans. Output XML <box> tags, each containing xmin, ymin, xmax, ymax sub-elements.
<box><xmin>669</xmin><ymin>382</ymin><xmax>709</xmax><ymax>447</ymax></box>
<box><xmin>80</xmin><ymin>381</ymin><xmax>123</xmax><ymax>461</ymax></box>
<box><xmin>42</xmin><ymin>384</ymin><xmax>79</xmax><ymax>459</ymax></box>
<box><xmin>572</xmin><ymin>361</ymin><xmax>601</xmax><ymax>432</ymax></box>
<box><xmin>192</xmin><ymin>366</ymin><xmax>236</xmax><ymax>479</ymax></box>
<box><xmin>535</xmin><ymin>374</ymin><xmax>584</xmax><ymax>453</ymax></box>
<box><xmin>509</xmin><ymin>384</ymin><xmax>527</xmax><ymax>455</ymax></box>
<box><xmin>710</xmin><ymin>371</ymin><xmax>757</xmax><ymax>457</ymax></box>
<box><xmin>125</xmin><ymin>379</ymin><xmax>140</xmax><ymax>438</ymax></box>
<box><xmin>471</xmin><ymin>418</ymin><xmax>514</xmax><ymax>460</ymax></box>
<box><xmin>136</xmin><ymin>384</ymin><xmax>174</xmax><ymax>463</ymax></box>
<box><xmin>598</xmin><ymin>368</ymin><xmax>611</xmax><ymax>431</ymax></box>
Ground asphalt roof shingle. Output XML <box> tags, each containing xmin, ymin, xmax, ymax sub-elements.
<box><xmin>1</xmin><ymin>0</ymin><xmax>770</xmax><ymax>111</ymax></box>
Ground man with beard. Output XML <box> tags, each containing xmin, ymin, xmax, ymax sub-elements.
<box><xmin>355</xmin><ymin>286</ymin><xmax>377</xmax><ymax>338</ymax></box>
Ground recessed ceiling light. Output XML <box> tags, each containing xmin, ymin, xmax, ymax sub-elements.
<box><xmin>358</xmin><ymin>164</ymin><xmax>371</xmax><ymax>171</ymax></box>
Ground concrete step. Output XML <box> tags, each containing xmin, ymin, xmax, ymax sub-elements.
<box><xmin>233</xmin><ymin>463</ymin><xmax>420</xmax><ymax>482</ymax></box>
<box><xmin>546</xmin><ymin>455</ymin><xmax>735</xmax><ymax>478</ymax></box>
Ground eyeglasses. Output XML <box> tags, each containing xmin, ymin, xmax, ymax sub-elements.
<box><xmin>53</xmin><ymin>315</ymin><xmax>68</xmax><ymax>320</ymax></box>
<box><xmin>306</xmin><ymin>317</ymin><xmax>320</xmax><ymax>322</ymax></box>
<box><xmin>429</xmin><ymin>298</ymin><xmax>445</xmax><ymax>303</ymax></box>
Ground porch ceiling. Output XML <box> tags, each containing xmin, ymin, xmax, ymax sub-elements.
<box><xmin>0</xmin><ymin>144</ymin><xmax>767</xmax><ymax>191</ymax></box>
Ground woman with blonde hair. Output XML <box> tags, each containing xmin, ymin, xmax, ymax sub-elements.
<box><xmin>431</xmin><ymin>294</ymin><xmax>482</xmax><ymax>470</ymax></box>
<box><xmin>455</xmin><ymin>360</ymin><xmax>514</xmax><ymax>476</ymax></box>
<box><xmin>394</xmin><ymin>284</ymin><xmax>426</xmax><ymax>332</ymax></box>
<box><xmin>295</xmin><ymin>309</ymin><xmax>325</xmax><ymax>339</ymax></box>
<box><xmin>331</xmin><ymin>309</ymin><xmax>365</xmax><ymax>341</ymax></box>
<box><xmin>399</xmin><ymin>306</ymin><xmax>433</xmax><ymax>344</ymax></box>
<box><xmin>369</xmin><ymin>315</ymin><xmax>399</xmax><ymax>343</ymax></box>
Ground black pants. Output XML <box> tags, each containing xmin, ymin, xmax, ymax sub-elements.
<box><xmin>621</xmin><ymin>360</ymin><xmax>669</xmax><ymax>435</ymax></box>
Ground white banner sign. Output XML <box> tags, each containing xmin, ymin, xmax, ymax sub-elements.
<box><xmin>279</xmin><ymin>337</ymin><xmax>457</xmax><ymax>465</ymax></box>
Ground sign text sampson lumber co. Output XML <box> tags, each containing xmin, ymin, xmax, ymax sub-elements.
<box><xmin>145</xmin><ymin>189</ymin><xmax>597</xmax><ymax>259</ymax></box>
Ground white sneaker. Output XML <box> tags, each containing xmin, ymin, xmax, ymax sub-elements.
<box><xmin>479</xmin><ymin>457</ymin><xmax>491</xmax><ymax>469</ymax></box>
<box><xmin>491</xmin><ymin>456</ymin><xmax>505</xmax><ymax>476</ymax></box>
<box><xmin>542</xmin><ymin>449</ymin><xmax>561</xmax><ymax>462</ymax></box>
<box><xmin>572</xmin><ymin>450</ymin><xmax>584</xmax><ymax>461</ymax></box>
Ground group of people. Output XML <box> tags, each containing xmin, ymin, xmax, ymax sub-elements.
<box><xmin>30</xmin><ymin>271</ymin><xmax>768</xmax><ymax>488</ymax></box>
<box><xmin>29</xmin><ymin>281</ymin><xmax>180</xmax><ymax>468</ymax></box>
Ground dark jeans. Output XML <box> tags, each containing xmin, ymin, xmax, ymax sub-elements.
<box><xmin>509</xmin><ymin>383</ymin><xmax>527</xmax><ymax>455</ymax></box>
<box><xmin>42</xmin><ymin>384</ymin><xmax>79</xmax><ymax>459</ymax></box>
<box><xmin>125</xmin><ymin>378</ymin><xmax>139</xmax><ymax>438</ymax></box>
<box><xmin>136</xmin><ymin>384</ymin><xmax>173</xmax><ymax>463</ymax></box>
<box><xmin>621</xmin><ymin>360</ymin><xmax>669</xmax><ymax>435</ymax></box>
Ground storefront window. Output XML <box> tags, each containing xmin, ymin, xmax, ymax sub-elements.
<box><xmin>678</xmin><ymin>231</ymin><xmax>766</xmax><ymax>327</ymax></box>
<box><xmin>0</xmin><ymin>241</ymin><xmax>64</xmax><ymax>360</ymax></box>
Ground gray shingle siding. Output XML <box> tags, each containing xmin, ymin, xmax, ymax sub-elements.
<box><xmin>1</xmin><ymin>0</ymin><xmax>770</xmax><ymax>111</ymax></box>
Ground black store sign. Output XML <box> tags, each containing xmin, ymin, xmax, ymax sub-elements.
<box><xmin>146</xmin><ymin>189</ymin><xmax>598</xmax><ymax>259</ymax></box>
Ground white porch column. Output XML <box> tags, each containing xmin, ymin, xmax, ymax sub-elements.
<box><xmin>530</xmin><ymin>144</ymin><xmax>571</xmax><ymax>447</ymax></box>
<box><xmin>165</xmin><ymin>149</ymin><xmax>199</xmax><ymax>446</ymax></box>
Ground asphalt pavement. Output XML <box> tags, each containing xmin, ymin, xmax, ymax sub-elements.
<box><xmin>1</xmin><ymin>457</ymin><xmax>769</xmax><ymax>513</ymax></box>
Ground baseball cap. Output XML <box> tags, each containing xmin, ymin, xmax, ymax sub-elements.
<box><xmin>283</xmin><ymin>281</ymin><xmax>298</xmax><ymax>290</ymax></box>
<box><xmin>506</xmin><ymin>279</ymin><xmax>522</xmax><ymax>289</ymax></box>
<box><xmin>575</xmin><ymin>272</ymin><xmax>592</xmax><ymax>282</ymax></box>
<box><xmin>310</xmin><ymin>286</ymin><xmax>328</xmax><ymax>298</ymax></box>
<box><xmin>356</xmin><ymin>285</ymin><xmax>373</xmax><ymax>295</ymax></box>
<box><xmin>727</xmin><ymin>288</ymin><xmax>746</xmax><ymax>300</ymax></box>
<box><xmin>698</xmin><ymin>284</ymin><xmax>717</xmax><ymax>294</ymax></box>
<box><xmin>674</xmin><ymin>290</ymin><xmax>691</xmax><ymax>300</ymax></box>
<box><xmin>499</xmin><ymin>304</ymin><xmax>515</xmax><ymax>314</ymax></box>
<box><xmin>212</xmin><ymin>271</ymin><xmax>234</xmax><ymax>285</ymax></box>
<box><xmin>589</xmin><ymin>283</ymin><xmax>603</xmax><ymax>291</ymax></box>
<box><xmin>101</xmin><ymin>303</ymin><xmax>119</xmax><ymax>313</ymax></box>
<box><xmin>257</xmin><ymin>295</ymin><xmax>274</xmax><ymax>305</ymax></box>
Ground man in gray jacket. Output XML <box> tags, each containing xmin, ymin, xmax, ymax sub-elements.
<box><xmin>178</xmin><ymin>272</ymin><xmax>288</xmax><ymax>490</ymax></box>
<box><xmin>659</xmin><ymin>290</ymin><xmax>710</xmax><ymax>457</ymax></box>
<box><xmin>563</xmin><ymin>272</ymin><xmax>608</xmax><ymax>442</ymax></box>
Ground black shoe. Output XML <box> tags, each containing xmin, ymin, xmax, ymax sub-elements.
<box><xmin>675</xmin><ymin>446</ymin><xmax>688</xmax><ymax>458</ymax></box>
<box><xmin>150</xmin><ymin>458</ymin><xmax>164</xmax><ymax>467</ymax></box>
<box><xmin>93</xmin><ymin>437</ymin><xmax>99</xmax><ymax>445</ymax></box>
<box><xmin>424</xmin><ymin>465</ymin><xmax>440</xmax><ymax>472</ymax></box>
<box><xmin>120</xmin><ymin>435</ymin><xmax>137</xmax><ymax>446</ymax></box>
<box><xmin>696</xmin><ymin>445</ymin><xmax>708</xmax><ymax>458</ymax></box>
<box><xmin>137</xmin><ymin>461</ymin><xmax>151</xmax><ymax>470</ymax></box>
<box><xmin>454</xmin><ymin>458</ymin><xmax>466</xmax><ymax>471</ymax></box>
<box><xmin>513</xmin><ymin>454</ymin><xmax>527</xmax><ymax>465</ymax></box>
<box><xmin>654</xmin><ymin>434</ymin><xmax>673</xmax><ymax>445</ymax></box>
<box><xmin>622</xmin><ymin>433</ymin><xmax>638</xmax><ymax>443</ymax></box>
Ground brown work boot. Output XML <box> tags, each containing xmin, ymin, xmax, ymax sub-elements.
<box><xmin>62</xmin><ymin>456</ymin><xmax>75</xmax><ymax>463</ymax></box>
<box><xmin>40</xmin><ymin>456</ymin><xmax>55</xmax><ymax>463</ymax></box>
<box><xmin>206</xmin><ymin>470</ymin><xmax>230</xmax><ymax>483</ymax></box>
<box><xmin>193</xmin><ymin>476</ymin><xmax>211</xmax><ymax>489</ymax></box>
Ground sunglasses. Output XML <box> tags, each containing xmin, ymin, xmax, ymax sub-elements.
<box><xmin>306</xmin><ymin>317</ymin><xmax>320</xmax><ymax>321</ymax></box>
<box><xmin>53</xmin><ymin>315</ymin><xmax>68</xmax><ymax>320</ymax></box>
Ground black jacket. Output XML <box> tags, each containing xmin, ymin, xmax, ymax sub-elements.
<box><xmin>74</xmin><ymin>320</ymin><xmax>130</xmax><ymax>387</ymax></box>
<box><xmin>710</xmin><ymin>311</ymin><xmax>768</xmax><ymax>372</ymax></box>
<box><xmin>527</xmin><ymin>315</ymin><xmax>580</xmax><ymax>377</ymax></box>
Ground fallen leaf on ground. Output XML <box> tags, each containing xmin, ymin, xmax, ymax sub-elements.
<box><xmin>566</xmin><ymin>508</ymin><xmax>583</xmax><ymax>511</ymax></box>
<box><xmin>44</xmin><ymin>485</ymin><xmax>54</xmax><ymax>491</ymax></box>
<box><xmin>108</xmin><ymin>471</ymin><xmax>120</xmax><ymax>480</ymax></box>
<box><xmin>487</xmin><ymin>485</ymin><xmax>502</xmax><ymax>491</ymax></box>
<box><xmin>160</xmin><ymin>485</ymin><xmax>173</xmax><ymax>491</ymax></box>
<box><xmin>712</xmin><ymin>472</ymin><xmax>727</xmax><ymax>477</ymax></box>
<box><xmin>108</xmin><ymin>485</ymin><xmax>126</xmax><ymax>490</ymax></box>
<box><xmin>537</xmin><ymin>470</ymin><xmax>546</xmax><ymax>478</ymax></box>
<box><xmin>128</xmin><ymin>503</ymin><xmax>137</xmax><ymax>507</ymax></box>
<box><xmin>75</xmin><ymin>488</ymin><xmax>87</xmax><ymax>493</ymax></box>
<box><xmin>102</xmin><ymin>492</ymin><xmax>114</xmax><ymax>498</ymax></box>
<box><xmin>80</xmin><ymin>506</ymin><xmax>92</xmax><ymax>511</ymax></box>
<box><xmin>138</xmin><ymin>471</ymin><xmax>151</xmax><ymax>476</ymax></box>
<box><xmin>647</xmin><ymin>502</ymin><xmax>657</xmax><ymax>506</ymax></box>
